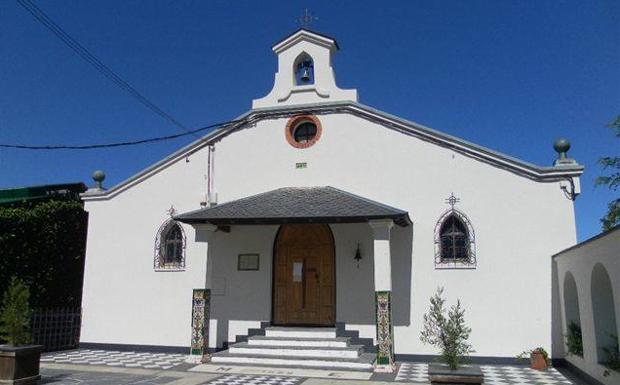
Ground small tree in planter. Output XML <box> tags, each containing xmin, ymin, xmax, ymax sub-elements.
<box><xmin>0</xmin><ymin>277</ymin><xmax>42</xmax><ymax>385</ymax></box>
<box><xmin>0</xmin><ymin>277</ymin><xmax>32</xmax><ymax>346</ymax></box>
<box><xmin>421</xmin><ymin>287</ymin><xmax>481</xmax><ymax>384</ymax></box>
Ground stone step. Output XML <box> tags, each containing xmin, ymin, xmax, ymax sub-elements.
<box><xmin>247</xmin><ymin>335</ymin><xmax>350</xmax><ymax>348</ymax></box>
<box><xmin>264</xmin><ymin>327</ymin><xmax>336</xmax><ymax>339</ymax></box>
<box><xmin>210</xmin><ymin>351</ymin><xmax>376</xmax><ymax>371</ymax></box>
<box><xmin>228</xmin><ymin>342</ymin><xmax>363</xmax><ymax>359</ymax></box>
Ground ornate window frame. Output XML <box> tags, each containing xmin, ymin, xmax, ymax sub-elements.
<box><xmin>434</xmin><ymin>209</ymin><xmax>476</xmax><ymax>269</ymax></box>
<box><xmin>285</xmin><ymin>115</ymin><xmax>322</xmax><ymax>149</ymax></box>
<box><xmin>154</xmin><ymin>219</ymin><xmax>186</xmax><ymax>271</ymax></box>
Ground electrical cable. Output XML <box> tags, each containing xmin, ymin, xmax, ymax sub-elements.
<box><xmin>0</xmin><ymin>117</ymin><xmax>248</xmax><ymax>150</ymax></box>
<box><xmin>16</xmin><ymin>0</ymin><xmax>195</xmax><ymax>136</ymax></box>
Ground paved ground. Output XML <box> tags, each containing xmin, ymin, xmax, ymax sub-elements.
<box><xmin>40</xmin><ymin>349</ymin><xmax>587</xmax><ymax>385</ymax></box>
<box><xmin>41</xmin><ymin>349</ymin><xmax>191</xmax><ymax>370</ymax></box>
<box><xmin>395</xmin><ymin>362</ymin><xmax>573</xmax><ymax>384</ymax></box>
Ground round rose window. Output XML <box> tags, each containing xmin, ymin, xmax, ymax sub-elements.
<box><xmin>285</xmin><ymin>115</ymin><xmax>322</xmax><ymax>149</ymax></box>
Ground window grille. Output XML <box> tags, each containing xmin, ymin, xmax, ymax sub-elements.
<box><xmin>434</xmin><ymin>209</ymin><xmax>476</xmax><ymax>269</ymax></box>
<box><xmin>154</xmin><ymin>219</ymin><xmax>186</xmax><ymax>270</ymax></box>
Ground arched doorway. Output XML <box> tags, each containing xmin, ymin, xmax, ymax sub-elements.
<box><xmin>591</xmin><ymin>263</ymin><xmax>618</xmax><ymax>363</ymax></box>
<box><xmin>273</xmin><ymin>224</ymin><xmax>335</xmax><ymax>326</ymax></box>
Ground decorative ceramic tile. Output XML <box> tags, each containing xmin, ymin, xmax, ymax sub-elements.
<box><xmin>375</xmin><ymin>290</ymin><xmax>395</xmax><ymax>370</ymax></box>
<box><xmin>395</xmin><ymin>363</ymin><xmax>574</xmax><ymax>385</ymax></box>
<box><xmin>41</xmin><ymin>349</ymin><xmax>188</xmax><ymax>370</ymax></box>
<box><xmin>191</xmin><ymin>288</ymin><xmax>211</xmax><ymax>357</ymax></box>
<box><xmin>206</xmin><ymin>374</ymin><xmax>302</xmax><ymax>385</ymax></box>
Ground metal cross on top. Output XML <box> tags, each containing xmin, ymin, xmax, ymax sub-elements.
<box><xmin>296</xmin><ymin>8</ymin><xmax>318</xmax><ymax>28</ymax></box>
<box><xmin>445</xmin><ymin>193</ymin><xmax>460</xmax><ymax>209</ymax></box>
<box><xmin>167</xmin><ymin>205</ymin><xmax>176</xmax><ymax>217</ymax></box>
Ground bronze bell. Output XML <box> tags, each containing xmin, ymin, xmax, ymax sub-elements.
<box><xmin>301</xmin><ymin>68</ymin><xmax>310</xmax><ymax>82</ymax></box>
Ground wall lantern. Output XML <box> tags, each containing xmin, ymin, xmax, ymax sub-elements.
<box><xmin>354</xmin><ymin>243</ymin><xmax>362</xmax><ymax>268</ymax></box>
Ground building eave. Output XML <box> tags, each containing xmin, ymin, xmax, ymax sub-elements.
<box><xmin>552</xmin><ymin>225</ymin><xmax>620</xmax><ymax>259</ymax></box>
<box><xmin>272</xmin><ymin>28</ymin><xmax>339</xmax><ymax>54</ymax></box>
<box><xmin>82</xmin><ymin>100</ymin><xmax>584</xmax><ymax>202</ymax></box>
<box><xmin>174</xmin><ymin>186</ymin><xmax>412</xmax><ymax>227</ymax></box>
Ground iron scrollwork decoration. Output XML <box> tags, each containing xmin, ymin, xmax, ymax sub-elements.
<box><xmin>154</xmin><ymin>218</ymin><xmax>187</xmax><ymax>270</ymax></box>
<box><xmin>434</xmin><ymin>193</ymin><xmax>476</xmax><ymax>268</ymax></box>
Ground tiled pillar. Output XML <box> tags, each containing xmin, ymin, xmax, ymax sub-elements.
<box><xmin>369</xmin><ymin>219</ymin><xmax>395</xmax><ymax>373</ymax></box>
<box><xmin>189</xmin><ymin>224</ymin><xmax>217</xmax><ymax>363</ymax></box>
<box><xmin>190</xmin><ymin>288</ymin><xmax>211</xmax><ymax>360</ymax></box>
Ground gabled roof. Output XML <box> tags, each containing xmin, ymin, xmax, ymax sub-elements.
<box><xmin>174</xmin><ymin>186</ymin><xmax>411</xmax><ymax>227</ymax></box>
<box><xmin>272</xmin><ymin>28</ymin><xmax>339</xmax><ymax>53</ymax></box>
<box><xmin>82</xmin><ymin>100</ymin><xmax>584</xmax><ymax>201</ymax></box>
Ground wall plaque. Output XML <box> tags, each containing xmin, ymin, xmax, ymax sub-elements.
<box><xmin>238</xmin><ymin>254</ymin><xmax>260</xmax><ymax>271</ymax></box>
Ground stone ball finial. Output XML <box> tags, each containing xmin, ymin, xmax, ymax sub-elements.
<box><xmin>553</xmin><ymin>138</ymin><xmax>570</xmax><ymax>159</ymax></box>
<box><xmin>92</xmin><ymin>170</ymin><xmax>105</xmax><ymax>189</ymax></box>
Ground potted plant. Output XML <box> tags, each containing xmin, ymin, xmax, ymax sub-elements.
<box><xmin>0</xmin><ymin>277</ymin><xmax>42</xmax><ymax>385</ymax></box>
<box><xmin>517</xmin><ymin>347</ymin><xmax>550</xmax><ymax>370</ymax></box>
<box><xmin>420</xmin><ymin>287</ymin><xmax>482</xmax><ymax>384</ymax></box>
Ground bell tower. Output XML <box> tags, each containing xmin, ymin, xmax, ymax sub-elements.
<box><xmin>252</xmin><ymin>29</ymin><xmax>358</xmax><ymax>109</ymax></box>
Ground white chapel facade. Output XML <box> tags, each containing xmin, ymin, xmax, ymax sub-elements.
<box><xmin>80</xmin><ymin>29</ymin><xmax>584</xmax><ymax>371</ymax></box>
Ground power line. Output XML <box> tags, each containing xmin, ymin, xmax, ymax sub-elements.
<box><xmin>0</xmin><ymin>117</ymin><xmax>247</xmax><ymax>150</ymax></box>
<box><xmin>16</xmin><ymin>0</ymin><xmax>194</xmax><ymax>136</ymax></box>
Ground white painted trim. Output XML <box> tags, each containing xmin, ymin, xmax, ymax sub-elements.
<box><xmin>265</xmin><ymin>329</ymin><xmax>337</xmax><ymax>339</ymax></box>
<box><xmin>210</xmin><ymin>356</ymin><xmax>373</xmax><ymax>370</ymax></box>
<box><xmin>81</xmin><ymin>102</ymin><xmax>584</xmax><ymax>202</ymax></box>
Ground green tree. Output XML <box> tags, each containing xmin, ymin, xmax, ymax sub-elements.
<box><xmin>0</xmin><ymin>200</ymin><xmax>87</xmax><ymax>307</ymax></box>
<box><xmin>420</xmin><ymin>287</ymin><xmax>474</xmax><ymax>370</ymax></box>
<box><xmin>596</xmin><ymin>115</ymin><xmax>620</xmax><ymax>231</ymax></box>
<box><xmin>0</xmin><ymin>277</ymin><xmax>32</xmax><ymax>346</ymax></box>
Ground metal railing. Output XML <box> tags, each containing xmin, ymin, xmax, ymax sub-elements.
<box><xmin>31</xmin><ymin>307</ymin><xmax>81</xmax><ymax>352</ymax></box>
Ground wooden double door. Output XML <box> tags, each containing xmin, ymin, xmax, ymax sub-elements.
<box><xmin>273</xmin><ymin>224</ymin><xmax>335</xmax><ymax>326</ymax></box>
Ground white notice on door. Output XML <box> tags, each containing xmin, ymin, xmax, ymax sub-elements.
<box><xmin>292</xmin><ymin>262</ymin><xmax>303</xmax><ymax>282</ymax></box>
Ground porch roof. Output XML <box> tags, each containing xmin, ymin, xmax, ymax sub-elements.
<box><xmin>174</xmin><ymin>186</ymin><xmax>411</xmax><ymax>227</ymax></box>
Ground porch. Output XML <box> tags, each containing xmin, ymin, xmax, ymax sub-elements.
<box><xmin>174</xmin><ymin>186</ymin><xmax>413</xmax><ymax>373</ymax></box>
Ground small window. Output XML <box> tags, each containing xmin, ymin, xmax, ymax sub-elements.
<box><xmin>293</xmin><ymin>121</ymin><xmax>317</xmax><ymax>143</ymax></box>
<box><xmin>439</xmin><ymin>215</ymin><xmax>469</xmax><ymax>261</ymax></box>
<box><xmin>285</xmin><ymin>115</ymin><xmax>322</xmax><ymax>149</ymax></box>
<box><xmin>154</xmin><ymin>220</ymin><xmax>185</xmax><ymax>270</ymax></box>
<box><xmin>434</xmin><ymin>210</ymin><xmax>476</xmax><ymax>268</ymax></box>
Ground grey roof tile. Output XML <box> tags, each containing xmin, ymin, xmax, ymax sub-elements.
<box><xmin>174</xmin><ymin>186</ymin><xmax>410</xmax><ymax>227</ymax></box>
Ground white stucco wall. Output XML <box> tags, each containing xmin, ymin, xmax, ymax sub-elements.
<box><xmin>554</xmin><ymin>228</ymin><xmax>620</xmax><ymax>385</ymax></box>
<box><xmin>81</xmin><ymin>106</ymin><xmax>578</xmax><ymax>359</ymax></box>
<box><xmin>207</xmin><ymin>112</ymin><xmax>577</xmax><ymax>358</ymax></box>
<box><xmin>81</xmin><ymin>152</ymin><xmax>208</xmax><ymax>348</ymax></box>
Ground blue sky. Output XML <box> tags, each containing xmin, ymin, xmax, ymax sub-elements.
<box><xmin>1</xmin><ymin>1</ymin><xmax>618</xmax><ymax>241</ymax></box>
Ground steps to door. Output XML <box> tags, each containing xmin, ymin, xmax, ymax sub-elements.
<box><xmin>210</xmin><ymin>326</ymin><xmax>375</xmax><ymax>371</ymax></box>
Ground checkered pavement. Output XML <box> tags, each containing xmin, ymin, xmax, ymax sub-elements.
<box><xmin>395</xmin><ymin>362</ymin><xmax>574</xmax><ymax>384</ymax></box>
<box><xmin>206</xmin><ymin>374</ymin><xmax>302</xmax><ymax>385</ymax></box>
<box><xmin>41</xmin><ymin>349</ymin><xmax>189</xmax><ymax>370</ymax></box>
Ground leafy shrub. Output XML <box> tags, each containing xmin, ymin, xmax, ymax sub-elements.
<box><xmin>0</xmin><ymin>277</ymin><xmax>32</xmax><ymax>346</ymax></box>
<box><xmin>0</xmin><ymin>200</ymin><xmax>87</xmax><ymax>308</ymax></box>
<box><xmin>420</xmin><ymin>287</ymin><xmax>474</xmax><ymax>370</ymax></box>
<box><xmin>565</xmin><ymin>322</ymin><xmax>583</xmax><ymax>356</ymax></box>
<box><xmin>603</xmin><ymin>333</ymin><xmax>620</xmax><ymax>372</ymax></box>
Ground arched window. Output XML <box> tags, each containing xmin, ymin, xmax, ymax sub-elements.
<box><xmin>154</xmin><ymin>220</ymin><xmax>186</xmax><ymax>270</ymax></box>
<box><xmin>294</xmin><ymin>53</ymin><xmax>314</xmax><ymax>85</ymax></box>
<box><xmin>434</xmin><ymin>210</ymin><xmax>476</xmax><ymax>268</ymax></box>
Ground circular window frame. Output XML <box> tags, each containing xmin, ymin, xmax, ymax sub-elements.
<box><xmin>285</xmin><ymin>115</ymin><xmax>322</xmax><ymax>149</ymax></box>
